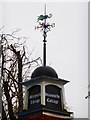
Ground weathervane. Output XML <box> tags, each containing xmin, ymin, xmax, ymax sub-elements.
<box><xmin>35</xmin><ymin>4</ymin><xmax>55</xmax><ymax>66</ymax></box>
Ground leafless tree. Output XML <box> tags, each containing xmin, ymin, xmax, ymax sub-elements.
<box><xmin>1</xmin><ymin>30</ymin><xmax>41</xmax><ymax>120</ymax></box>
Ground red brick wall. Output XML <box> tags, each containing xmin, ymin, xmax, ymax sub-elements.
<box><xmin>20</xmin><ymin>114</ymin><xmax>71</xmax><ymax>120</ymax></box>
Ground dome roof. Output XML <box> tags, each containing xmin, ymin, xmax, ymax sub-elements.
<box><xmin>31</xmin><ymin>66</ymin><xmax>58</xmax><ymax>79</ymax></box>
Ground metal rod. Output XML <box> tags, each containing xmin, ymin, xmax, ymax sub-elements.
<box><xmin>43</xmin><ymin>4</ymin><xmax>47</xmax><ymax>66</ymax></box>
<box><xmin>44</xmin><ymin>4</ymin><xmax>46</xmax><ymax>24</ymax></box>
<box><xmin>43</xmin><ymin>42</ymin><xmax>46</xmax><ymax>66</ymax></box>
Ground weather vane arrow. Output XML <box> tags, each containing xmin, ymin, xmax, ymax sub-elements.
<box><xmin>35</xmin><ymin>4</ymin><xmax>55</xmax><ymax>66</ymax></box>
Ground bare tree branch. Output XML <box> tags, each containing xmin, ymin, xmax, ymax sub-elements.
<box><xmin>1</xmin><ymin>30</ymin><xmax>41</xmax><ymax>119</ymax></box>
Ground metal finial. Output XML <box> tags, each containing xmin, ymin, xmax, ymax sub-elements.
<box><xmin>43</xmin><ymin>4</ymin><xmax>47</xmax><ymax>66</ymax></box>
<box><xmin>44</xmin><ymin>4</ymin><xmax>46</xmax><ymax>24</ymax></box>
<box><xmin>35</xmin><ymin>4</ymin><xmax>55</xmax><ymax>66</ymax></box>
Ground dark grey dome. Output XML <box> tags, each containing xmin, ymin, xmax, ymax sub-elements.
<box><xmin>31</xmin><ymin>66</ymin><xmax>58</xmax><ymax>79</ymax></box>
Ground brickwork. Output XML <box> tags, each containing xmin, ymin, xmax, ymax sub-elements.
<box><xmin>20</xmin><ymin>114</ymin><xmax>71</xmax><ymax>120</ymax></box>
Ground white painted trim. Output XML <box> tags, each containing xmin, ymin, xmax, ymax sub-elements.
<box><xmin>42</xmin><ymin>112</ymin><xmax>71</xmax><ymax>119</ymax></box>
<box><xmin>41</xmin><ymin>81</ymin><xmax>45</xmax><ymax>105</ymax></box>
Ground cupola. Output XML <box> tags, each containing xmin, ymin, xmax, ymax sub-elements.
<box><xmin>19</xmin><ymin>4</ymin><xmax>73</xmax><ymax>120</ymax></box>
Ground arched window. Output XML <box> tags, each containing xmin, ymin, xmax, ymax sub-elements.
<box><xmin>45</xmin><ymin>85</ymin><xmax>62</xmax><ymax>111</ymax></box>
<box><xmin>28</xmin><ymin>85</ymin><xmax>41</xmax><ymax>110</ymax></box>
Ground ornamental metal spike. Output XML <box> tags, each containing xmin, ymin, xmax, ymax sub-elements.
<box><xmin>44</xmin><ymin>4</ymin><xmax>46</xmax><ymax>25</ymax></box>
<box><xmin>35</xmin><ymin>4</ymin><xmax>55</xmax><ymax>66</ymax></box>
<box><xmin>43</xmin><ymin>4</ymin><xmax>47</xmax><ymax>66</ymax></box>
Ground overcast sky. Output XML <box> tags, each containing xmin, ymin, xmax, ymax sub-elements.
<box><xmin>0</xmin><ymin>1</ymin><xmax>89</xmax><ymax>118</ymax></box>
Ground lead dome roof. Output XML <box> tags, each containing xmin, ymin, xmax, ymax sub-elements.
<box><xmin>31</xmin><ymin>66</ymin><xmax>58</xmax><ymax>79</ymax></box>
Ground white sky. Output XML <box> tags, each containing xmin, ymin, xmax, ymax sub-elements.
<box><xmin>0</xmin><ymin>1</ymin><xmax>89</xmax><ymax>118</ymax></box>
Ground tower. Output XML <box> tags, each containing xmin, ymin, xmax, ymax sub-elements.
<box><xmin>18</xmin><ymin>4</ymin><xmax>73</xmax><ymax>120</ymax></box>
